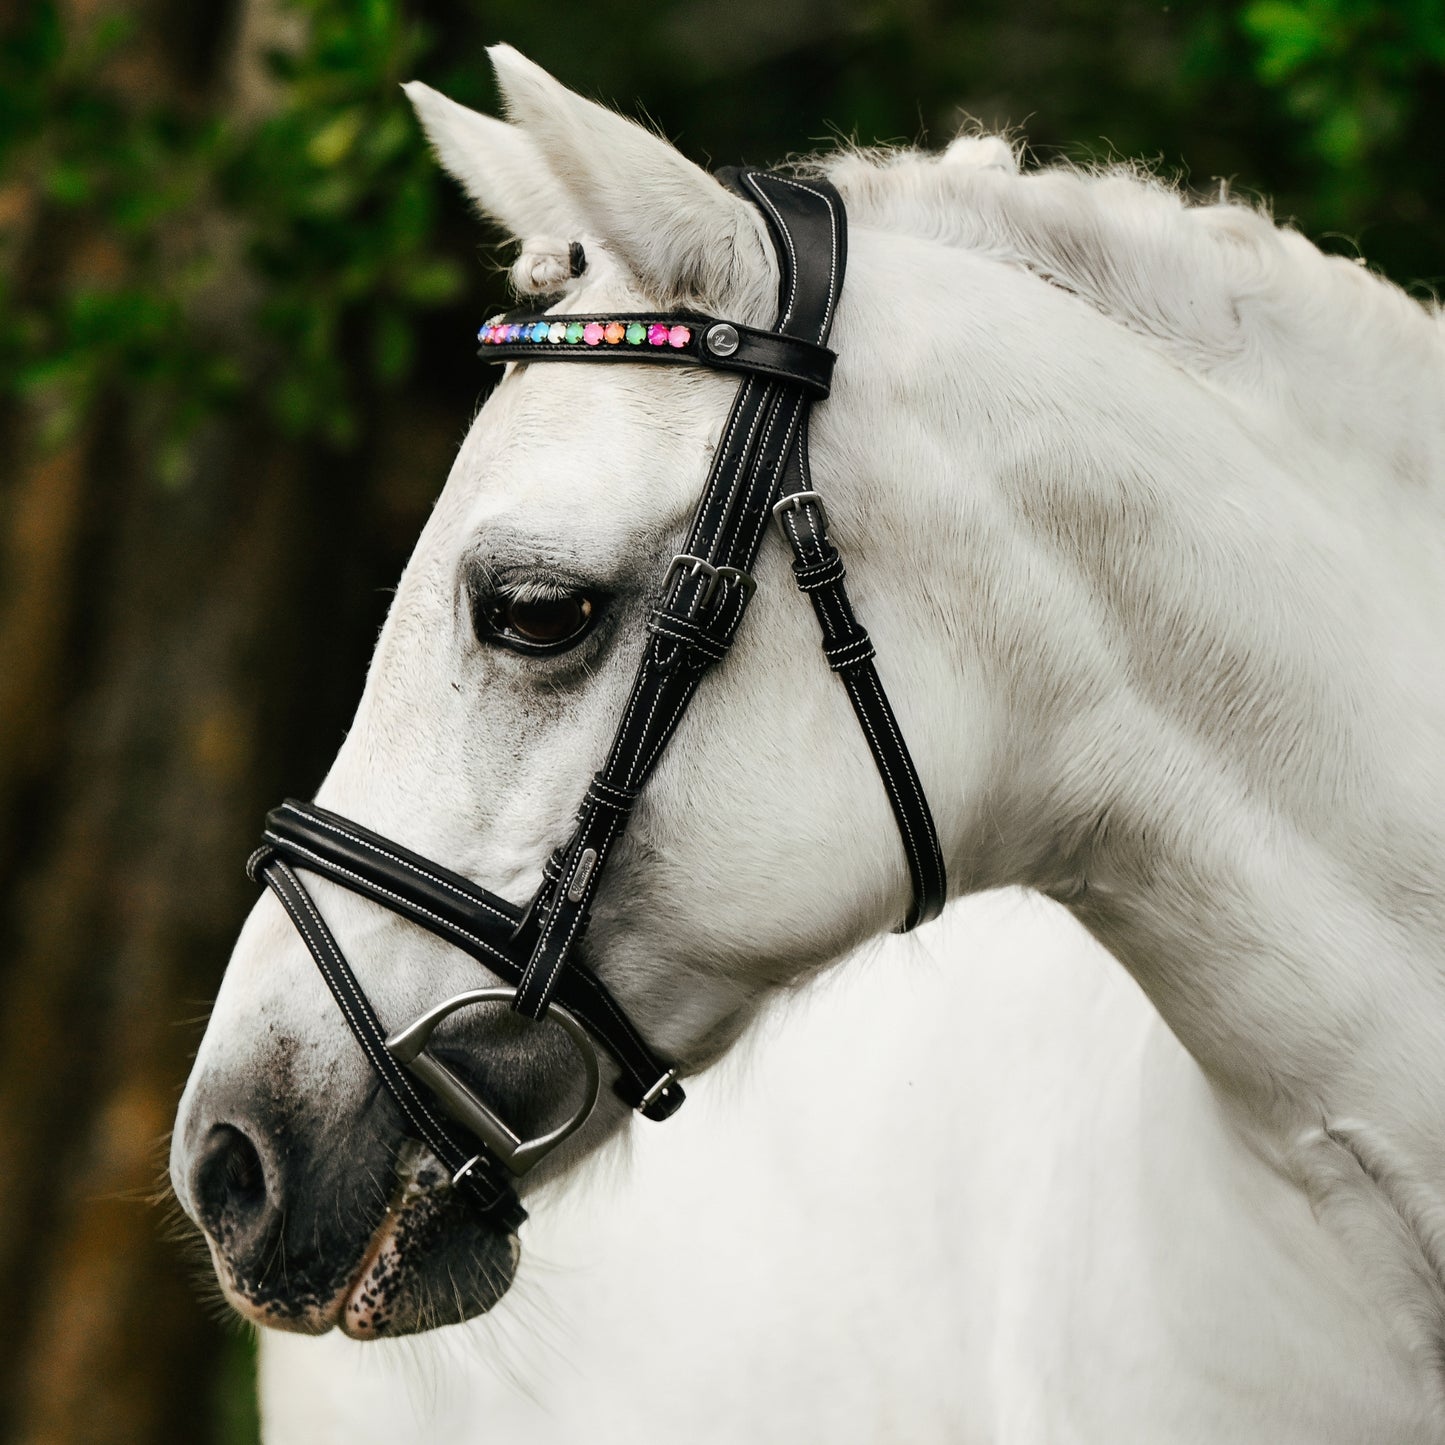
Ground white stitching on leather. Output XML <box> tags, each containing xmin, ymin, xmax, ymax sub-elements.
<box><xmin>264</xmin><ymin>833</ymin><xmax>514</xmax><ymax>969</ymax></box>
<box><xmin>701</xmin><ymin>381</ymin><xmax>771</xmax><ymax>557</ymax></box>
<box><xmin>279</xmin><ymin>804</ymin><xmax>514</xmax><ymax>925</ymax></box>
<box><xmin>271</xmin><ymin>862</ymin><xmax>497</xmax><ymax>1193</ymax></box>
<box><xmin>713</xmin><ymin>390</ymin><xmax>786</xmax><ymax>558</ymax></box>
<box><xmin>637</xmin><ymin>677</ymin><xmax>701</xmax><ymax>779</ymax></box>
<box><xmin>770</xmin><ymin>176</ymin><xmax>841</xmax><ymax>335</ymax></box>
<box><xmin>689</xmin><ymin>376</ymin><xmax>755</xmax><ymax>558</ymax></box>
<box><xmin>740</xmin><ymin>398</ymin><xmax>803</xmax><ymax>562</ymax></box>
<box><xmin>853</xmin><ymin>666</ymin><xmax>944</xmax><ymax>882</ymax></box>
<box><xmin>271</xmin><ymin>835</ymin><xmax>661</xmax><ymax>1091</ymax></box>
<box><xmin>526</xmin><ymin>811</ymin><xmax>625</xmax><ymax>1012</ymax></box>
<box><xmin>747</xmin><ymin>177</ymin><xmax>800</xmax><ymax>327</ymax></box>
<box><xmin>837</xmin><ymin>670</ymin><xmax>922</xmax><ymax>884</ymax></box>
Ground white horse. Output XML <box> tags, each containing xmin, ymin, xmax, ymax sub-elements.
<box><xmin>171</xmin><ymin>47</ymin><xmax>1445</xmax><ymax>1441</ymax></box>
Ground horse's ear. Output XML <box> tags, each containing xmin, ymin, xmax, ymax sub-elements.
<box><xmin>402</xmin><ymin>81</ymin><xmax>576</xmax><ymax>239</ymax></box>
<box><xmin>487</xmin><ymin>46</ymin><xmax>773</xmax><ymax>313</ymax></box>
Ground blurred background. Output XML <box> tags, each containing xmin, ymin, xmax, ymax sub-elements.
<box><xmin>0</xmin><ymin>0</ymin><xmax>1441</xmax><ymax>1440</ymax></box>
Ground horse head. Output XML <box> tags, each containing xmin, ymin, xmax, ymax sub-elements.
<box><xmin>172</xmin><ymin>45</ymin><xmax>1445</xmax><ymax>1380</ymax></box>
<box><xmin>170</xmin><ymin>48</ymin><xmax>956</xmax><ymax>1335</ymax></box>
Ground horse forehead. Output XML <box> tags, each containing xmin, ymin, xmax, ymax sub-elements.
<box><xmin>447</xmin><ymin>357</ymin><xmax>732</xmax><ymax>542</ymax></box>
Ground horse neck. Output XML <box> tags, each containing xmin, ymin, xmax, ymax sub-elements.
<box><xmin>825</xmin><ymin>224</ymin><xmax>1445</xmax><ymax>1341</ymax></box>
<box><xmin>256</xmin><ymin>898</ymin><xmax>1440</xmax><ymax>1441</ymax></box>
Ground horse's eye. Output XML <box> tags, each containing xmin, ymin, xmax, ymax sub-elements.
<box><xmin>476</xmin><ymin>588</ymin><xmax>597</xmax><ymax>655</ymax></box>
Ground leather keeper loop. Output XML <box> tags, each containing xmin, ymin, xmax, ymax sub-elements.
<box><xmin>585</xmin><ymin>776</ymin><xmax>639</xmax><ymax>813</ymax></box>
<box><xmin>621</xmin><ymin>1072</ymin><xmax>686</xmax><ymax>1121</ymax></box>
<box><xmin>646</xmin><ymin>608</ymin><xmax>732</xmax><ymax>663</ymax></box>
<box><xmin>792</xmin><ymin>552</ymin><xmax>846</xmax><ymax>591</ymax></box>
<box><xmin>823</xmin><ymin>626</ymin><xmax>876</xmax><ymax>672</ymax></box>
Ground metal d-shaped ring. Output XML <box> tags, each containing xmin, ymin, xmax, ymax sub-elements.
<box><xmin>384</xmin><ymin>987</ymin><xmax>601</xmax><ymax>1177</ymax></box>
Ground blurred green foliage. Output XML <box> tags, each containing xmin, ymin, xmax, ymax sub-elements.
<box><xmin>1</xmin><ymin>0</ymin><xmax>1440</xmax><ymax>482</ymax></box>
<box><xmin>1240</xmin><ymin>0</ymin><xmax>1445</xmax><ymax>222</ymax></box>
<box><xmin>1</xmin><ymin>0</ymin><xmax>463</xmax><ymax>476</ymax></box>
<box><xmin>214</xmin><ymin>1332</ymin><xmax>262</xmax><ymax>1445</ymax></box>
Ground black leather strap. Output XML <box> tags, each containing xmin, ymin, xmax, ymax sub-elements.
<box><xmin>250</xmin><ymin>853</ymin><xmax>526</xmax><ymax>1229</ymax></box>
<box><xmin>255</xmin><ymin>801</ymin><xmax>685</xmax><ymax>1120</ymax></box>
<box><xmin>510</xmin><ymin>170</ymin><xmax>856</xmax><ymax>1022</ymax></box>
<box><xmin>772</xmin><ymin>478</ymin><xmax>947</xmax><ymax>929</ymax></box>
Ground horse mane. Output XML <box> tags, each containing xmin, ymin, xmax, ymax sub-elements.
<box><xmin>811</xmin><ymin>139</ymin><xmax>1445</xmax><ymax>492</ymax></box>
<box><xmin>507</xmin><ymin>122</ymin><xmax>1445</xmax><ymax>494</ymax></box>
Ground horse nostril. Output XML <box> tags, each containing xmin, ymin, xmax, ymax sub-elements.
<box><xmin>194</xmin><ymin>1123</ymin><xmax>269</xmax><ymax>1234</ymax></box>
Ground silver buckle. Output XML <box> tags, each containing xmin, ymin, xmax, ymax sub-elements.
<box><xmin>771</xmin><ymin>490</ymin><xmax>830</xmax><ymax>538</ymax></box>
<box><xmin>661</xmin><ymin>554</ymin><xmax>756</xmax><ymax>615</ymax></box>
<box><xmin>386</xmin><ymin>987</ymin><xmax>601</xmax><ymax>1178</ymax></box>
<box><xmin>638</xmin><ymin>1068</ymin><xmax>677</xmax><ymax>1113</ymax></box>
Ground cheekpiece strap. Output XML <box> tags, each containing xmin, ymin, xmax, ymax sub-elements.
<box><xmin>505</xmin><ymin>168</ymin><xmax>880</xmax><ymax>1023</ymax></box>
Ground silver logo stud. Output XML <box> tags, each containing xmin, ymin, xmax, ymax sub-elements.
<box><xmin>706</xmin><ymin>323</ymin><xmax>740</xmax><ymax>357</ymax></box>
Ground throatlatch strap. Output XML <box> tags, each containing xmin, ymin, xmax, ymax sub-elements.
<box><xmin>249</xmin><ymin>853</ymin><xmax>525</xmax><ymax>1229</ymax></box>
<box><xmin>773</xmin><ymin>447</ymin><xmax>947</xmax><ymax>928</ymax></box>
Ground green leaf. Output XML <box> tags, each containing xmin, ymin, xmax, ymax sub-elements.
<box><xmin>43</xmin><ymin>161</ymin><xmax>90</xmax><ymax>204</ymax></box>
<box><xmin>1315</xmin><ymin>103</ymin><xmax>1368</xmax><ymax>166</ymax></box>
<box><xmin>307</xmin><ymin>107</ymin><xmax>364</xmax><ymax>167</ymax></box>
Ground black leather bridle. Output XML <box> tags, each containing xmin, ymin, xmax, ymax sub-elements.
<box><xmin>247</xmin><ymin>170</ymin><xmax>946</xmax><ymax>1231</ymax></box>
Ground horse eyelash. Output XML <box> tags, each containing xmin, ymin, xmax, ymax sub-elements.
<box><xmin>493</xmin><ymin>576</ymin><xmax>581</xmax><ymax>605</ymax></box>
<box><xmin>464</xmin><ymin>558</ymin><xmax>582</xmax><ymax>604</ymax></box>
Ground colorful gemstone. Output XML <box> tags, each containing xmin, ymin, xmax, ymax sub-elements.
<box><xmin>668</xmin><ymin>324</ymin><xmax>691</xmax><ymax>349</ymax></box>
<box><xmin>566</xmin><ymin>320</ymin><xmax>585</xmax><ymax>344</ymax></box>
<box><xmin>604</xmin><ymin>321</ymin><xmax>626</xmax><ymax>344</ymax></box>
<box><xmin>506</xmin><ymin>324</ymin><xmax>522</xmax><ymax>342</ymax></box>
<box><xmin>582</xmin><ymin>322</ymin><xmax>605</xmax><ymax>346</ymax></box>
<box><xmin>625</xmin><ymin>322</ymin><xmax>646</xmax><ymax>345</ymax></box>
<box><xmin>529</xmin><ymin>321</ymin><xmax>549</xmax><ymax>342</ymax></box>
<box><xmin>647</xmin><ymin>323</ymin><xmax>669</xmax><ymax>346</ymax></box>
<box><xmin>548</xmin><ymin>321</ymin><xmax>566</xmax><ymax>343</ymax></box>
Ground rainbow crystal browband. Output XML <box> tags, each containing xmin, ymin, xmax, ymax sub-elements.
<box><xmin>474</xmin><ymin>310</ymin><xmax>837</xmax><ymax>396</ymax></box>
<box><xmin>480</xmin><ymin>317</ymin><xmax>695</xmax><ymax>349</ymax></box>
